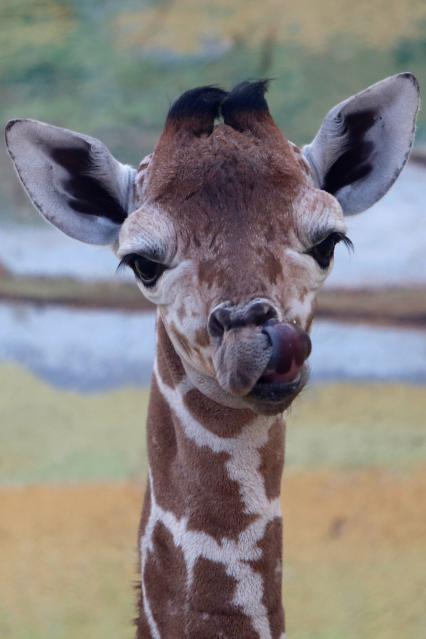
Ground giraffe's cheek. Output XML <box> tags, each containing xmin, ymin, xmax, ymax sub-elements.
<box><xmin>159</xmin><ymin>304</ymin><xmax>216</xmax><ymax>377</ymax></box>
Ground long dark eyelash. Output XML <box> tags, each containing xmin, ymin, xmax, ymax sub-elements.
<box><xmin>306</xmin><ymin>231</ymin><xmax>354</xmax><ymax>270</ymax></box>
<box><xmin>116</xmin><ymin>253</ymin><xmax>167</xmax><ymax>288</ymax></box>
<box><xmin>116</xmin><ymin>254</ymin><xmax>136</xmax><ymax>273</ymax></box>
<box><xmin>335</xmin><ymin>232</ymin><xmax>354</xmax><ymax>252</ymax></box>
<box><xmin>311</xmin><ymin>231</ymin><xmax>354</xmax><ymax>252</ymax></box>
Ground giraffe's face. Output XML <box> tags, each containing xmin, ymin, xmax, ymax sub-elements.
<box><xmin>6</xmin><ymin>77</ymin><xmax>419</xmax><ymax>413</ymax></box>
<box><xmin>118</xmin><ymin>96</ymin><xmax>347</xmax><ymax>415</ymax></box>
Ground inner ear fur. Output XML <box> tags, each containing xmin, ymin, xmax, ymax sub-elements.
<box><xmin>303</xmin><ymin>73</ymin><xmax>420</xmax><ymax>215</ymax></box>
<box><xmin>5</xmin><ymin>119</ymin><xmax>136</xmax><ymax>245</ymax></box>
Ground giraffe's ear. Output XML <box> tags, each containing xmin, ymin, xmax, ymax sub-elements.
<box><xmin>303</xmin><ymin>73</ymin><xmax>420</xmax><ymax>215</ymax></box>
<box><xmin>5</xmin><ymin>119</ymin><xmax>136</xmax><ymax>245</ymax></box>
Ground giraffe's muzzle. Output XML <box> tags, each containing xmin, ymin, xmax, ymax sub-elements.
<box><xmin>210</xmin><ymin>300</ymin><xmax>312</xmax><ymax>413</ymax></box>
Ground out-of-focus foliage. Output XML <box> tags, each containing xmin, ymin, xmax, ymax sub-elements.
<box><xmin>0</xmin><ymin>0</ymin><xmax>425</xmax><ymax>219</ymax></box>
<box><xmin>117</xmin><ymin>0</ymin><xmax>426</xmax><ymax>54</ymax></box>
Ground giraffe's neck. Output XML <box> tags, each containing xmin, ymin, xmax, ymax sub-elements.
<box><xmin>137</xmin><ymin>321</ymin><xmax>286</xmax><ymax>639</ymax></box>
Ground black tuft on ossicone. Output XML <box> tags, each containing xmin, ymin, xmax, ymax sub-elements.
<box><xmin>221</xmin><ymin>80</ymin><xmax>270</xmax><ymax>131</ymax></box>
<box><xmin>166</xmin><ymin>86</ymin><xmax>228</xmax><ymax>135</ymax></box>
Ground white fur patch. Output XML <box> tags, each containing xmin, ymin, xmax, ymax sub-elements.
<box><xmin>287</xmin><ymin>289</ymin><xmax>315</xmax><ymax>327</ymax></box>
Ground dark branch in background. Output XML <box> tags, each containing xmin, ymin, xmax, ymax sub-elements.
<box><xmin>259</xmin><ymin>28</ymin><xmax>278</xmax><ymax>76</ymax></box>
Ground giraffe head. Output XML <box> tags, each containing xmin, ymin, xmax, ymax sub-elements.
<box><xmin>6</xmin><ymin>74</ymin><xmax>419</xmax><ymax>414</ymax></box>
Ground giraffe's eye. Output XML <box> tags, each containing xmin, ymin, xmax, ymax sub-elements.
<box><xmin>118</xmin><ymin>253</ymin><xmax>167</xmax><ymax>287</ymax></box>
<box><xmin>306</xmin><ymin>232</ymin><xmax>353</xmax><ymax>270</ymax></box>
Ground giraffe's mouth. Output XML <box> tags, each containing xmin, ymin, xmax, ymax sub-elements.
<box><xmin>246</xmin><ymin>322</ymin><xmax>311</xmax><ymax>411</ymax></box>
<box><xmin>246</xmin><ymin>364</ymin><xmax>309</xmax><ymax>415</ymax></box>
<box><xmin>212</xmin><ymin>319</ymin><xmax>311</xmax><ymax>412</ymax></box>
<box><xmin>248</xmin><ymin>367</ymin><xmax>308</xmax><ymax>406</ymax></box>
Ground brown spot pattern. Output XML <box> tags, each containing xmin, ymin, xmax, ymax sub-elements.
<box><xmin>264</xmin><ymin>249</ymin><xmax>283</xmax><ymax>285</ymax></box>
<box><xmin>139</xmin><ymin>367</ymin><xmax>287</xmax><ymax>636</ymax></box>
<box><xmin>136</xmin><ymin>480</ymin><xmax>152</xmax><ymax>637</ymax></box>
<box><xmin>171</xmin><ymin>324</ymin><xmax>192</xmax><ymax>357</ymax></box>
<box><xmin>187</xmin><ymin>558</ymin><xmax>259</xmax><ymax>639</ymax></box>
<box><xmin>258</xmin><ymin>418</ymin><xmax>285</xmax><ymax>500</ymax></box>
<box><xmin>177</xmin><ymin>304</ymin><xmax>187</xmax><ymax>322</ymax></box>
<box><xmin>135</xmin><ymin>611</ymin><xmax>153</xmax><ymax>639</ymax></box>
<box><xmin>195</xmin><ymin>327</ymin><xmax>209</xmax><ymax>348</ymax></box>
<box><xmin>144</xmin><ymin>522</ymin><xmax>188</xmax><ymax>638</ymax></box>
<box><xmin>250</xmin><ymin>518</ymin><xmax>285</xmax><ymax>638</ymax></box>
<box><xmin>156</xmin><ymin>319</ymin><xmax>185</xmax><ymax>388</ymax></box>
<box><xmin>198</xmin><ymin>258</ymin><xmax>218</xmax><ymax>288</ymax></box>
<box><xmin>184</xmin><ymin>387</ymin><xmax>256</xmax><ymax>437</ymax></box>
<box><xmin>147</xmin><ymin>381</ymin><xmax>255</xmax><ymax>541</ymax></box>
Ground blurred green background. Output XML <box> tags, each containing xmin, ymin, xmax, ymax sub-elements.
<box><xmin>0</xmin><ymin>2</ymin><xmax>426</xmax><ymax>639</ymax></box>
<box><xmin>1</xmin><ymin>0</ymin><xmax>426</xmax><ymax>221</ymax></box>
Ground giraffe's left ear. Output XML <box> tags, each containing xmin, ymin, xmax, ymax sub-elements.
<box><xmin>303</xmin><ymin>73</ymin><xmax>420</xmax><ymax>215</ymax></box>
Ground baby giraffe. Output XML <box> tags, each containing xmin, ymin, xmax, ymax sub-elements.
<box><xmin>6</xmin><ymin>74</ymin><xmax>419</xmax><ymax>638</ymax></box>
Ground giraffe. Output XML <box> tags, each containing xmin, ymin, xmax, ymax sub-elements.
<box><xmin>5</xmin><ymin>73</ymin><xmax>419</xmax><ymax>638</ymax></box>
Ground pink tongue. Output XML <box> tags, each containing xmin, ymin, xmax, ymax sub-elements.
<box><xmin>261</xmin><ymin>359</ymin><xmax>302</xmax><ymax>383</ymax></box>
<box><xmin>262</xmin><ymin>323</ymin><xmax>311</xmax><ymax>383</ymax></box>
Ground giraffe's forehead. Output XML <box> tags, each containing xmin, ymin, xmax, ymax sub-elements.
<box><xmin>138</xmin><ymin>125</ymin><xmax>308</xmax><ymax>241</ymax></box>
<box><xmin>159</xmin><ymin>122</ymin><xmax>296</xmax><ymax>176</ymax></box>
<box><xmin>144</xmin><ymin>123</ymin><xmax>307</xmax><ymax>218</ymax></box>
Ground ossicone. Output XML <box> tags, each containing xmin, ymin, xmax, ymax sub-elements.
<box><xmin>163</xmin><ymin>80</ymin><xmax>275</xmax><ymax>138</ymax></box>
<box><xmin>221</xmin><ymin>80</ymin><xmax>271</xmax><ymax>132</ymax></box>
<box><xmin>165</xmin><ymin>86</ymin><xmax>228</xmax><ymax>136</ymax></box>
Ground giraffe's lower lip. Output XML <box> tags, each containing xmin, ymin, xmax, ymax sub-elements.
<box><xmin>247</xmin><ymin>370</ymin><xmax>305</xmax><ymax>403</ymax></box>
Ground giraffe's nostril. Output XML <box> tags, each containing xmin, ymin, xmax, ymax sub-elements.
<box><xmin>249</xmin><ymin>301</ymin><xmax>278</xmax><ymax>326</ymax></box>
<box><xmin>208</xmin><ymin>307</ymin><xmax>230</xmax><ymax>338</ymax></box>
<box><xmin>208</xmin><ymin>300</ymin><xmax>278</xmax><ymax>338</ymax></box>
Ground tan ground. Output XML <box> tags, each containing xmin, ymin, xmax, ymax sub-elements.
<box><xmin>1</xmin><ymin>472</ymin><xmax>426</xmax><ymax>639</ymax></box>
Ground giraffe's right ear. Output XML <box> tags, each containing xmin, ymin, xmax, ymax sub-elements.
<box><xmin>302</xmin><ymin>73</ymin><xmax>420</xmax><ymax>215</ymax></box>
<box><xmin>5</xmin><ymin>119</ymin><xmax>136</xmax><ymax>245</ymax></box>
